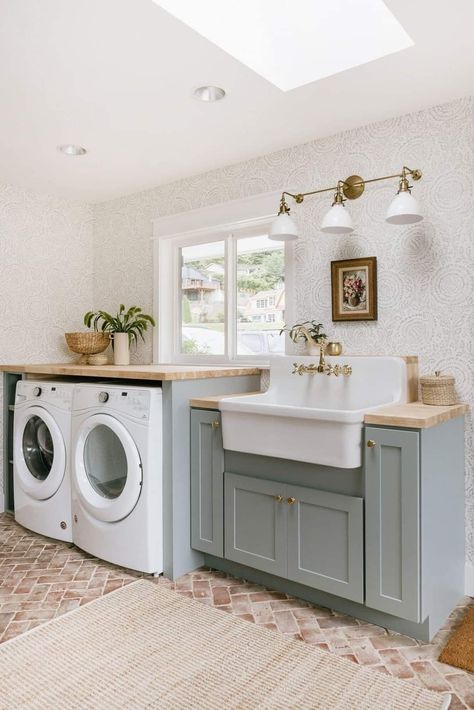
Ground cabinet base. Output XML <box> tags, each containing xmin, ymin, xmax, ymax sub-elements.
<box><xmin>204</xmin><ymin>554</ymin><xmax>436</xmax><ymax>642</ymax></box>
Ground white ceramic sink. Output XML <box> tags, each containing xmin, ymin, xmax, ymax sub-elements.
<box><xmin>220</xmin><ymin>356</ymin><xmax>407</xmax><ymax>468</ymax></box>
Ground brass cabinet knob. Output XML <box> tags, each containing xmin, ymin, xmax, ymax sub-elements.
<box><xmin>211</xmin><ymin>420</ymin><xmax>220</xmax><ymax>429</ymax></box>
<box><xmin>367</xmin><ymin>439</ymin><xmax>376</xmax><ymax>448</ymax></box>
<box><xmin>275</xmin><ymin>495</ymin><xmax>284</xmax><ymax>503</ymax></box>
<box><xmin>287</xmin><ymin>497</ymin><xmax>296</xmax><ymax>505</ymax></box>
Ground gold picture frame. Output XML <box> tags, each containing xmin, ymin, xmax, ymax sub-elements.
<box><xmin>331</xmin><ymin>257</ymin><xmax>377</xmax><ymax>321</ymax></box>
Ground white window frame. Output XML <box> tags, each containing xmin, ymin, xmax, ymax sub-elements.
<box><xmin>152</xmin><ymin>192</ymin><xmax>295</xmax><ymax>365</ymax></box>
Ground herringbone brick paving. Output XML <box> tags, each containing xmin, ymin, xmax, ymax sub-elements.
<box><xmin>0</xmin><ymin>514</ymin><xmax>138</xmax><ymax>642</ymax></box>
<box><xmin>1</xmin><ymin>513</ymin><xmax>473</xmax><ymax>707</ymax></box>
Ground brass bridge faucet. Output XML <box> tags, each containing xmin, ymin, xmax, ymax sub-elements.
<box><xmin>292</xmin><ymin>345</ymin><xmax>352</xmax><ymax>377</ymax></box>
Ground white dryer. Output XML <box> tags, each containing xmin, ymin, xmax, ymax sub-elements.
<box><xmin>71</xmin><ymin>383</ymin><xmax>163</xmax><ymax>574</ymax></box>
<box><xmin>13</xmin><ymin>380</ymin><xmax>74</xmax><ymax>541</ymax></box>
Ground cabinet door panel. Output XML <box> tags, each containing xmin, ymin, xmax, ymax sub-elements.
<box><xmin>190</xmin><ymin>410</ymin><xmax>224</xmax><ymax>556</ymax></box>
<box><xmin>287</xmin><ymin>486</ymin><xmax>364</xmax><ymax>602</ymax></box>
<box><xmin>225</xmin><ymin>473</ymin><xmax>287</xmax><ymax>577</ymax></box>
<box><xmin>365</xmin><ymin>426</ymin><xmax>420</xmax><ymax>622</ymax></box>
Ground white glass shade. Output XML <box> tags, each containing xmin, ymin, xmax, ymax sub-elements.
<box><xmin>320</xmin><ymin>203</ymin><xmax>354</xmax><ymax>234</ymax></box>
<box><xmin>385</xmin><ymin>191</ymin><xmax>423</xmax><ymax>225</ymax></box>
<box><xmin>269</xmin><ymin>212</ymin><xmax>298</xmax><ymax>241</ymax></box>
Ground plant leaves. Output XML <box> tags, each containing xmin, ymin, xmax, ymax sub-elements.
<box><xmin>82</xmin><ymin>305</ymin><xmax>156</xmax><ymax>339</ymax></box>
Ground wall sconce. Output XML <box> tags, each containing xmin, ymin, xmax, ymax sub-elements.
<box><xmin>269</xmin><ymin>166</ymin><xmax>423</xmax><ymax>241</ymax></box>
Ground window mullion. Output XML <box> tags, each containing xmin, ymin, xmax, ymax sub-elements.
<box><xmin>172</xmin><ymin>244</ymin><xmax>182</xmax><ymax>361</ymax></box>
<box><xmin>226</xmin><ymin>233</ymin><xmax>237</xmax><ymax>360</ymax></box>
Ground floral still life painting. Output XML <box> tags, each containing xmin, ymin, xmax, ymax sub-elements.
<box><xmin>331</xmin><ymin>257</ymin><xmax>377</xmax><ymax>321</ymax></box>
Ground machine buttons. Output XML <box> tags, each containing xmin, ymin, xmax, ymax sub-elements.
<box><xmin>33</xmin><ymin>387</ymin><xmax>42</xmax><ymax>397</ymax></box>
<box><xmin>98</xmin><ymin>391</ymin><xmax>109</xmax><ymax>403</ymax></box>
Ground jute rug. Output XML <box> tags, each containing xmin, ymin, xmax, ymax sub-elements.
<box><xmin>439</xmin><ymin>604</ymin><xmax>474</xmax><ymax>672</ymax></box>
<box><xmin>0</xmin><ymin>580</ymin><xmax>450</xmax><ymax>709</ymax></box>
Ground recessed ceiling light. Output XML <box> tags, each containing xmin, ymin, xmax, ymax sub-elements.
<box><xmin>155</xmin><ymin>0</ymin><xmax>413</xmax><ymax>91</ymax></box>
<box><xmin>57</xmin><ymin>144</ymin><xmax>87</xmax><ymax>156</ymax></box>
<box><xmin>193</xmin><ymin>85</ymin><xmax>226</xmax><ymax>102</ymax></box>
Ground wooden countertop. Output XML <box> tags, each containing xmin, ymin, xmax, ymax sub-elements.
<box><xmin>364</xmin><ymin>401</ymin><xmax>469</xmax><ymax>428</ymax></box>
<box><xmin>0</xmin><ymin>363</ymin><xmax>262</xmax><ymax>381</ymax></box>
<box><xmin>190</xmin><ymin>392</ymin><xmax>261</xmax><ymax>409</ymax></box>
<box><xmin>190</xmin><ymin>394</ymin><xmax>469</xmax><ymax>429</ymax></box>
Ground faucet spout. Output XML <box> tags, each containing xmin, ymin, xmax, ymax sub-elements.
<box><xmin>317</xmin><ymin>344</ymin><xmax>326</xmax><ymax>373</ymax></box>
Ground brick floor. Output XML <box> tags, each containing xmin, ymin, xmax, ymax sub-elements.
<box><xmin>1</xmin><ymin>513</ymin><xmax>474</xmax><ymax>708</ymax></box>
<box><xmin>0</xmin><ymin>514</ymin><xmax>138</xmax><ymax>642</ymax></box>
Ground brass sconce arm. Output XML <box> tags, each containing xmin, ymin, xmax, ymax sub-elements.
<box><xmin>280</xmin><ymin>167</ymin><xmax>422</xmax><ymax>208</ymax></box>
<box><xmin>282</xmin><ymin>183</ymin><xmax>341</xmax><ymax>204</ymax></box>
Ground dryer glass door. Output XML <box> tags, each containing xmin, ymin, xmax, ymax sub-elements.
<box><xmin>74</xmin><ymin>414</ymin><xmax>142</xmax><ymax>523</ymax></box>
<box><xmin>14</xmin><ymin>406</ymin><xmax>66</xmax><ymax>500</ymax></box>
<box><xmin>84</xmin><ymin>425</ymin><xmax>128</xmax><ymax>500</ymax></box>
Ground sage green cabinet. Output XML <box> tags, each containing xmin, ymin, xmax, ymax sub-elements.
<box><xmin>287</xmin><ymin>484</ymin><xmax>364</xmax><ymax>603</ymax></box>
<box><xmin>191</xmin><ymin>406</ymin><xmax>465</xmax><ymax>641</ymax></box>
<box><xmin>3</xmin><ymin>372</ymin><xmax>21</xmax><ymax>513</ymax></box>
<box><xmin>365</xmin><ymin>426</ymin><xmax>421</xmax><ymax>622</ymax></box>
<box><xmin>190</xmin><ymin>410</ymin><xmax>224</xmax><ymax>556</ymax></box>
<box><xmin>224</xmin><ymin>472</ymin><xmax>287</xmax><ymax>577</ymax></box>
<box><xmin>225</xmin><ymin>472</ymin><xmax>364</xmax><ymax>602</ymax></box>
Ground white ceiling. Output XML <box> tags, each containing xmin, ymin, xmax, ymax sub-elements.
<box><xmin>0</xmin><ymin>0</ymin><xmax>473</xmax><ymax>203</ymax></box>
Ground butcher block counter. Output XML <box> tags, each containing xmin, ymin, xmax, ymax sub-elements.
<box><xmin>189</xmin><ymin>394</ymin><xmax>469</xmax><ymax>429</ymax></box>
<box><xmin>0</xmin><ymin>362</ymin><xmax>261</xmax><ymax>381</ymax></box>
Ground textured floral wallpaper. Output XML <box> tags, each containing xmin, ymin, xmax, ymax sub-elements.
<box><xmin>93</xmin><ymin>95</ymin><xmax>474</xmax><ymax>564</ymax></box>
<box><xmin>0</xmin><ymin>184</ymin><xmax>94</xmax><ymax>508</ymax></box>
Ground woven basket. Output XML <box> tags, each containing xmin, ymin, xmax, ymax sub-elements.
<box><xmin>420</xmin><ymin>371</ymin><xmax>456</xmax><ymax>406</ymax></box>
<box><xmin>65</xmin><ymin>332</ymin><xmax>110</xmax><ymax>363</ymax></box>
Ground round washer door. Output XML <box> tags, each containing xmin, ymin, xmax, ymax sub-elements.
<box><xmin>14</xmin><ymin>406</ymin><xmax>66</xmax><ymax>500</ymax></box>
<box><xmin>74</xmin><ymin>414</ymin><xmax>142</xmax><ymax>523</ymax></box>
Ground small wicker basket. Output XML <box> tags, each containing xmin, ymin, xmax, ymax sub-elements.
<box><xmin>65</xmin><ymin>332</ymin><xmax>110</xmax><ymax>364</ymax></box>
<box><xmin>420</xmin><ymin>371</ymin><xmax>456</xmax><ymax>406</ymax></box>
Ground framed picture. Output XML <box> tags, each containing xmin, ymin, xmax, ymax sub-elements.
<box><xmin>331</xmin><ymin>257</ymin><xmax>377</xmax><ymax>321</ymax></box>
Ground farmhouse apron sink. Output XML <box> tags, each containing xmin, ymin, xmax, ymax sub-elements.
<box><xmin>220</xmin><ymin>356</ymin><xmax>408</xmax><ymax>468</ymax></box>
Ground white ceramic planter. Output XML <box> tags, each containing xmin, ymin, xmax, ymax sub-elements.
<box><xmin>113</xmin><ymin>333</ymin><xmax>130</xmax><ymax>365</ymax></box>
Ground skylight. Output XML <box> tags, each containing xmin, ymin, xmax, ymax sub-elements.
<box><xmin>154</xmin><ymin>0</ymin><xmax>413</xmax><ymax>91</ymax></box>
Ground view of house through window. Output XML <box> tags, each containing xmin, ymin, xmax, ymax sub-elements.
<box><xmin>236</xmin><ymin>235</ymin><xmax>285</xmax><ymax>355</ymax></box>
<box><xmin>181</xmin><ymin>240</ymin><xmax>226</xmax><ymax>355</ymax></box>
<box><xmin>180</xmin><ymin>233</ymin><xmax>285</xmax><ymax>357</ymax></box>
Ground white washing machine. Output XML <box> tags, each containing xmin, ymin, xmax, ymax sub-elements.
<box><xmin>71</xmin><ymin>383</ymin><xmax>163</xmax><ymax>574</ymax></box>
<box><xmin>13</xmin><ymin>380</ymin><xmax>74</xmax><ymax>541</ymax></box>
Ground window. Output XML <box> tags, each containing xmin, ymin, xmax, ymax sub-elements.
<box><xmin>236</xmin><ymin>234</ymin><xmax>285</xmax><ymax>357</ymax></box>
<box><xmin>179</xmin><ymin>232</ymin><xmax>284</xmax><ymax>358</ymax></box>
<box><xmin>181</xmin><ymin>241</ymin><xmax>226</xmax><ymax>356</ymax></box>
<box><xmin>154</xmin><ymin>195</ymin><xmax>294</xmax><ymax>363</ymax></box>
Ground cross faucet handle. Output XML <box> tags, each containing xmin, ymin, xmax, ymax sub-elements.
<box><xmin>326</xmin><ymin>364</ymin><xmax>352</xmax><ymax>377</ymax></box>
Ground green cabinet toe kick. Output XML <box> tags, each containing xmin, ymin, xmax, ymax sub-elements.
<box><xmin>190</xmin><ymin>408</ymin><xmax>466</xmax><ymax>641</ymax></box>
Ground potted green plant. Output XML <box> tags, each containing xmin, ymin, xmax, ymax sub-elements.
<box><xmin>280</xmin><ymin>320</ymin><xmax>327</xmax><ymax>355</ymax></box>
<box><xmin>84</xmin><ymin>305</ymin><xmax>156</xmax><ymax>365</ymax></box>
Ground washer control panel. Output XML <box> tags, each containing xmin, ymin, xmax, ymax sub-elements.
<box><xmin>98</xmin><ymin>391</ymin><xmax>109</xmax><ymax>403</ymax></box>
<box><xmin>16</xmin><ymin>381</ymin><xmax>74</xmax><ymax>408</ymax></box>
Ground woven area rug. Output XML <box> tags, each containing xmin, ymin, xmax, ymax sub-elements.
<box><xmin>439</xmin><ymin>604</ymin><xmax>474</xmax><ymax>672</ymax></box>
<box><xmin>0</xmin><ymin>580</ymin><xmax>449</xmax><ymax>709</ymax></box>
